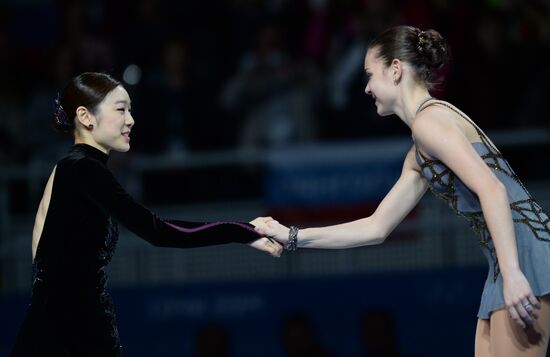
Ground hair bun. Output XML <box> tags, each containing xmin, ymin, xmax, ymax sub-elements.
<box><xmin>51</xmin><ymin>72</ymin><xmax>121</xmax><ymax>134</ymax></box>
<box><xmin>418</xmin><ymin>29</ymin><xmax>449</xmax><ymax>70</ymax></box>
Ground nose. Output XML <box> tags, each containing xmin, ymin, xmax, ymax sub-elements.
<box><xmin>126</xmin><ymin>112</ymin><xmax>135</xmax><ymax>128</ymax></box>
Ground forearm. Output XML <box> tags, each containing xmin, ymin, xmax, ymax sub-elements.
<box><xmin>479</xmin><ymin>183</ymin><xmax>520</xmax><ymax>276</ymax></box>
<box><xmin>148</xmin><ymin>219</ymin><xmax>260</xmax><ymax>248</ymax></box>
<box><xmin>298</xmin><ymin>217</ymin><xmax>384</xmax><ymax>249</ymax></box>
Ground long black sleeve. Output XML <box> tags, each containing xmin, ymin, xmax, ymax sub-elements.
<box><xmin>72</xmin><ymin>156</ymin><xmax>260</xmax><ymax>248</ymax></box>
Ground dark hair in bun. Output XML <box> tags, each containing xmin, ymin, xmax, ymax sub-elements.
<box><xmin>53</xmin><ymin>72</ymin><xmax>121</xmax><ymax>133</ymax></box>
<box><xmin>368</xmin><ymin>26</ymin><xmax>450</xmax><ymax>88</ymax></box>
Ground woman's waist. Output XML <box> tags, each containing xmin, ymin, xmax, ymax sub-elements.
<box><xmin>32</xmin><ymin>266</ymin><xmax>109</xmax><ymax>293</ymax></box>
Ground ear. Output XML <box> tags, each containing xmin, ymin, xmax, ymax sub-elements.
<box><xmin>75</xmin><ymin>106</ymin><xmax>95</xmax><ymax>129</ymax></box>
<box><xmin>390</xmin><ymin>58</ymin><xmax>403</xmax><ymax>84</ymax></box>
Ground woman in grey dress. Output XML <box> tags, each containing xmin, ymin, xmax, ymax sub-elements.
<box><xmin>255</xmin><ymin>26</ymin><xmax>550</xmax><ymax>356</ymax></box>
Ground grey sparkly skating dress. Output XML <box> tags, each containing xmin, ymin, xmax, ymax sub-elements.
<box><xmin>414</xmin><ymin>99</ymin><xmax>550</xmax><ymax>319</ymax></box>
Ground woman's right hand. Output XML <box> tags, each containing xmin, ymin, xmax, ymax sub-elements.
<box><xmin>503</xmin><ymin>269</ymin><xmax>541</xmax><ymax>329</ymax></box>
<box><xmin>252</xmin><ymin>217</ymin><xmax>290</xmax><ymax>245</ymax></box>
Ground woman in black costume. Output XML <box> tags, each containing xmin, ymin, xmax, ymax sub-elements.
<box><xmin>11</xmin><ymin>72</ymin><xmax>282</xmax><ymax>356</ymax></box>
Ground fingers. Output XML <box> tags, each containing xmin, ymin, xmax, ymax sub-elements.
<box><xmin>249</xmin><ymin>217</ymin><xmax>264</xmax><ymax>227</ymax></box>
<box><xmin>265</xmin><ymin>239</ymin><xmax>283</xmax><ymax>258</ymax></box>
<box><xmin>524</xmin><ymin>295</ymin><xmax>541</xmax><ymax>320</ymax></box>
<box><xmin>508</xmin><ymin>305</ymin><xmax>525</xmax><ymax>329</ymax></box>
<box><xmin>272</xmin><ymin>241</ymin><xmax>283</xmax><ymax>257</ymax></box>
<box><xmin>249</xmin><ymin>216</ymin><xmax>273</xmax><ymax>227</ymax></box>
<box><xmin>515</xmin><ymin>301</ymin><xmax>533</xmax><ymax>327</ymax></box>
<box><xmin>251</xmin><ymin>237</ymin><xmax>283</xmax><ymax>258</ymax></box>
<box><xmin>508</xmin><ymin>295</ymin><xmax>541</xmax><ymax>328</ymax></box>
<box><xmin>528</xmin><ymin>295</ymin><xmax>542</xmax><ymax>310</ymax></box>
<box><xmin>253</xmin><ymin>219</ymin><xmax>279</xmax><ymax>235</ymax></box>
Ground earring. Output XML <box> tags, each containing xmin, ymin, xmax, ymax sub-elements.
<box><xmin>87</xmin><ymin>124</ymin><xmax>94</xmax><ymax>129</ymax></box>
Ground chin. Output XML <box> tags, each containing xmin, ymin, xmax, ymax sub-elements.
<box><xmin>111</xmin><ymin>143</ymin><xmax>131</xmax><ymax>153</ymax></box>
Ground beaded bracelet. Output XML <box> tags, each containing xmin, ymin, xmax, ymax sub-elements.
<box><xmin>285</xmin><ymin>226</ymin><xmax>299</xmax><ymax>251</ymax></box>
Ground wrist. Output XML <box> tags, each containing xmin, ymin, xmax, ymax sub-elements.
<box><xmin>501</xmin><ymin>266</ymin><xmax>522</xmax><ymax>280</ymax></box>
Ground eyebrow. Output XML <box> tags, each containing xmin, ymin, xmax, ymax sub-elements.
<box><xmin>114</xmin><ymin>100</ymin><xmax>131</xmax><ymax>105</ymax></box>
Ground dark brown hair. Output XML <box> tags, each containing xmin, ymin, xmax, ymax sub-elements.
<box><xmin>368</xmin><ymin>26</ymin><xmax>450</xmax><ymax>88</ymax></box>
<box><xmin>53</xmin><ymin>72</ymin><xmax>121</xmax><ymax>132</ymax></box>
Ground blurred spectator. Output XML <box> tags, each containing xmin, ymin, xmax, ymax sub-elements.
<box><xmin>281</xmin><ymin>312</ymin><xmax>332</xmax><ymax>357</ymax></box>
<box><xmin>516</xmin><ymin>2</ymin><xmax>550</xmax><ymax>127</ymax></box>
<box><xmin>0</xmin><ymin>26</ymin><xmax>21</xmax><ymax>164</ymax></box>
<box><xmin>20</xmin><ymin>45</ymin><xmax>75</xmax><ymax>163</ymax></box>
<box><xmin>221</xmin><ymin>24</ymin><xmax>318</xmax><ymax>150</ymax></box>
<box><xmin>324</xmin><ymin>0</ymin><xmax>407</xmax><ymax>140</ymax></box>
<box><xmin>0</xmin><ymin>0</ymin><xmax>547</xmax><ymax>162</ymax></box>
<box><xmin>133</xmin><ymin>37</ymin><xmax>192</xmax><ymax>155</ymax></box>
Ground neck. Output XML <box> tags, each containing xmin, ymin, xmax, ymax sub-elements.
<box><xmin>74</xmin><ymin>135</ymin><xmax>109</xmax><ymax>154</ymax></box>
<box><xmin>393</xmin><ymin>82</ymin><xmax>432</xmax><ymax>129</ymax></box>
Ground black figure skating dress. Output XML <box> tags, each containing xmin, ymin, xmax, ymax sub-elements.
<box><xmin>11</xmin><ymin>144</ymin><xmax>260</xmax><ymax>356</ymax></box>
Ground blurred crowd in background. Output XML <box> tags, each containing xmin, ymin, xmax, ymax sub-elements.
<box><xmin>1</xmin><ymin>0</ymin><xmax>549</xmax><ymax>164</ymax></box>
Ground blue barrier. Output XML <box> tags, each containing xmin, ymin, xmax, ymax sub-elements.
<box><xmin>1</xmin><ymin>267</ymin><xmax>488</xmax><ymax>356</ymax></box>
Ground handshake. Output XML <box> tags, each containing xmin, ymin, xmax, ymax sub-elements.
<box><xmin>248</xmin><ymin>217</ymin><xmax>293</xmax><ymax>258</ymax></box>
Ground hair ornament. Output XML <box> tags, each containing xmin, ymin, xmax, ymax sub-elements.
<box><xmin>416</xmin><ymin>28</ymin><xmax>426</xmax><ymax>55</ymax></box>
<box><xmin>54</xmin><ymin>93</ymin><xmax>69</xmax><ymax>126</ymax></box>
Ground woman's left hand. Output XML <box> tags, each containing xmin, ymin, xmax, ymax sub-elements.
<box><xmin>503</xmin><ymin>270</ymin><xmax>541</xmax><ymax>329</ymax></box>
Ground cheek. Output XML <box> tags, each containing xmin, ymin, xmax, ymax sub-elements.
<box><xmin>97</xmin><ymin>119</ymin><xmax>123</xmax><ymax>137</ymax></box>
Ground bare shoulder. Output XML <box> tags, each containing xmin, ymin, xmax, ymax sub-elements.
<box><xmin>412</xmin><ymin>105</ymin><xmax>464</xmax><ymax>145</ymax></box>
<box><xmin>412</xmin><ymin>105</ymin><xmax>456</xmax><ymax>134</ymax></box>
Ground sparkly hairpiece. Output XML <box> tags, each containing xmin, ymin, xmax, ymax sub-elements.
<box><xmin>416</xmin><ymin>28</ymin><xmax>426</xmax><ymax>55</ymax></box>
<box><xmin>54</xmin><ymin>93</ymin><xmax>70</xmax><ymax>126</ymax></box>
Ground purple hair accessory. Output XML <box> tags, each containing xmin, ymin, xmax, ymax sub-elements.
<box><xmin>54</xmin><ymin>93</ymin><xmax>70</xmax><ymax>126</ymax></box>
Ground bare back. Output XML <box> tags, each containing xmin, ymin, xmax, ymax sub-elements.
<box><xmin>32</xmin><ymin>166</ymin><xmax>56</xmax><ymax>261</ymax></box>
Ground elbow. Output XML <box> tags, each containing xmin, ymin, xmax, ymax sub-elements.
<box><xmin>359</xmin><ymin>216</ymin><xmax>388</xmax><ymax>246</ymax></box>
<box><xmin>375</xmin><ymin>232</ymin><xmax>389</xmax><ymax>245</ymax></box>
<box><xmin>368</xmin><ymin>224</ymin><xmax>388</xmax><ymax>246</ymax></box>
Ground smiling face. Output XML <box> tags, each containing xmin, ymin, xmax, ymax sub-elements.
<box><xmin>364</xmin><ymin>47</ymin><xmax>398</xmax><ymax>116</ymax></box>
<box><xmin>87</xmin><ymin>86</ymin><xmax>134</xmax><ymax>153</ymax></box>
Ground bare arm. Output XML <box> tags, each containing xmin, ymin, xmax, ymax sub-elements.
<box><xmin>412</xmin><ymin>106</ymin><xmax>540</xmax><ymax>327</ymax></box>
<box><xmin>256</xmin><ymin>146</ymin><xmax>428</xmax><ymax>249</ymax></box>
<box><xmin>412</xmin><ymin>108</ymin><xmax>519</xmax><ymax>276</ymax></box>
